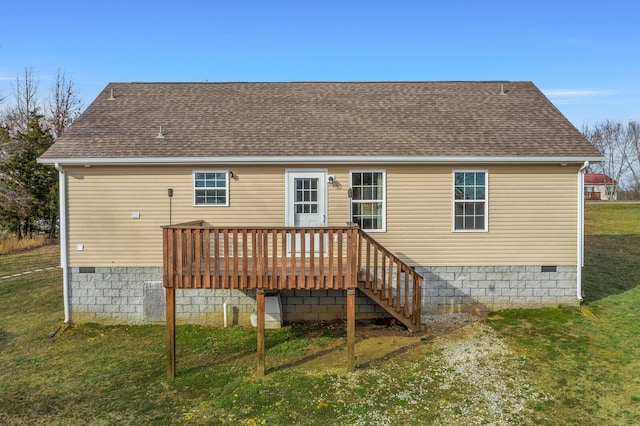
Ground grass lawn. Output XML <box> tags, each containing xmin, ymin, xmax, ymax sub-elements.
<box><xmin>488</xmin><ymin>204</ymin><xmax>640</xmax><ymax>425</ymax></box>
<box><xmin>0</xmin><ymin>204</ymin><xmax>639</xmax><ymax>425</ymax></box>
<box><xmin>0</xmin><ymin>243</ymin><xmax>59</xmax><ymax>277</ymax></box>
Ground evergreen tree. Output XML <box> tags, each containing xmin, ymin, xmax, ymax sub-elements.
<box><xmin>0</xmin><ymin>113</ymin><xmax>57</xmax><ymax>237</ymax></box>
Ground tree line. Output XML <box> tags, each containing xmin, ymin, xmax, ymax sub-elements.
<box><xmin>0</xmin><ymin>68</ymin><xmax>82</xmax><ymax>239</ymax></box>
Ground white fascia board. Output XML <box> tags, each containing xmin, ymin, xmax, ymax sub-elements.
<box><xmin>38</xmin><ymin>155</ymin><xmax>605</xmax><ymax>166</ymax></box>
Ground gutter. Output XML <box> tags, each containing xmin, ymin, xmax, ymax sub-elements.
<box><xmin>55</xmin><ymin>162</ymin><xmax>70</xmax><ymax>323</ymax></box>
<box><xmin>577</xmin><ymin>161</ymin><xmax>589</xmax><ymax>303</ymax></box>
<box><xmin>38</xmin><ymin>155</ymin><xmax>605</xmax><ymax>166</ymax></box>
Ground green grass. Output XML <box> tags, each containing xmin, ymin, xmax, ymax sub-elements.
<box><xmin>1</xmin><ymin>204</ymin><xmax>639</xmax><ymax>425</ymax></box>
<box><xmin>585</xmin><ymin>203</ymin><xmax>640</xmax><ymax>235</ymax></box>
<box><xmin>0</xmin><ymin>273</ymin><xmax>348</xmax><ymax>424</ymax></box>
<box><xmin>487</xmin><ymin>203</ymin><xmax>640</xmax><ymax>425</ymax></box>
<box><xmin>582</xmin><ymin>204</ymin><xmax>640</xmax><ymax>301</ymax></box>
<box><xmin>0</xmin><ymin>243</ymin><xmax>59</xmax><ymax>277</ymax></box>
<box><xmin>0</xmin><ymin>271</ymin><xmax>443</xmax><ymax>424</ymax></box>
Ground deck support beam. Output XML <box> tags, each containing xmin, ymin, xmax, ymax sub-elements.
<box><xmin>256</xmin><ymin>289</ymin><xmax>265</xmax><ymax>376</ymax></box>
<box><xmin>347</xmin><ymin>288</ymin><xmax>356</xmax><ymax>372</ymax></box>
<box><xmin>166</xmin><ymin>287</ymin><xmax>176</xmax><ymax>379</ymax></box>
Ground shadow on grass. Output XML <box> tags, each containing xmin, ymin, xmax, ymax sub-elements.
<box><xmin>267</xmin><ymin>341</ymin><xmax>349</xmax><ymax>373</ymax></box>
<box><xmin>174</xmin><ymin>323</ymin><xmax>347</xmax><ymax>376</ymax></box>
<box><xmin>582</xmin><ymin>234</ymin><xmax>640</xmax><ymax>302</ymax></box>
<box><xmin>356</xmin><ymin>339</ymin><xmax>426</xmax><ymax>370</ymax></box>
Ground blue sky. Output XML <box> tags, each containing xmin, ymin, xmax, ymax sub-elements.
<box><xmin>1</xmin><ymin>0</ymin><xmax>638</xmax><ymax>127</ymax></box>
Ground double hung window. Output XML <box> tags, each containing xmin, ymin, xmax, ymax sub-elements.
<box><xmin>350</xmin><ymin>170</ymin><xmax>385</xmax><ymax>231</ymax></box>
<box><xmin>193</xmin><ymin>171</ymin><xmax>229</xmax><ymax>206</ymax></box>
<box><xmin>453</xmin><ymin>171</ymin><xmax>487</xmax><ymax>231</ymax></box>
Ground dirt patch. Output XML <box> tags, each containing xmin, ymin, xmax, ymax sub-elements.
<box><xmin>291</xmin><ymin>312</ymin><xmax>484</xmax><ymax>339</ymax></box>
<box><xmin>281</xmin><ymin>313</ymin><xmax>485</xmax><ymax>372</ymax></box>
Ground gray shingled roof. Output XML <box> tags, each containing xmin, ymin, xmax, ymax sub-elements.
<box><xmin>40</xmin><ymin>81</ymin><xmax>602</xmax><ymax>162</ymax></box>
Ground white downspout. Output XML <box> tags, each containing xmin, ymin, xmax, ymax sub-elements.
<box><xmin>577</xmin><ymin>161</ymin><xmax>589</xmax><ymax>303</ymax></box>
<box><xmin>55</xmin><ymin>162</ymin><xmax>70</xmax><ymax>323</ymax></box>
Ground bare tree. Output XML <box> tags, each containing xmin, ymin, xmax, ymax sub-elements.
<box><xmin>625</xmin><ymin>121</ymin><xmax>640</xmax><ymax>196</ymax></box>
<box><xmin>582</xmin><ymin>120</ymin><xmax>640</xmax><ymax>199</ymax></box>
<box><xmin>48</xmin><ymin>69</ymin><xmax>82</xmax><ymax>139</ymax></box>
<box><xmin>0</xmin><ymin>171</ymin><xmax>33</xmax><ymax>238</ymax></box>
<box><xmin>5</xmin><ymin>67</ymin><xmax>40</xmax><ymax>135</ymax></box>
<box><xmin>0</xmin><ymin>45</ymin><xmax>4</xmax><ymax>105</ymax></box>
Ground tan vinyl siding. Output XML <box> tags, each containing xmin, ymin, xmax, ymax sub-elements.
<box><xmin>66</xmin><ymin>164</ymin><xmax>579</xmax><ymax>267</ymax></box>
<box><xmin>326</xmin><ymin>168</ymin><xmax>352</xmax><ymax>226</ymax></box>
<box><xmin>67</xmin><ymin>165</ymin><xmax>286</xmax><ymax>266</ymax></box>
<box><xmin>380</xmin><ymin>164</ymin><xmax>578</xmax><ymax>266</ymax></box>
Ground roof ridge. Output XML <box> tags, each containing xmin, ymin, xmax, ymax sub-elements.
<box><xmin>110</xmin><ymin>80</ymin><xmax>530</xmax><ymax>85</ymax></box>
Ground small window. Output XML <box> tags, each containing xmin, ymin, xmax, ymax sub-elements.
<box><xmin>453</xmin><ymin>171</ymin><xmax>487</xmax><ymax>231</ymax></box>
<box><xmin>193</xmin><ymin>171</ymin><xmax>229</xmax><ymax>206</ymax></box>
<box><xmin>350</xmin><ymin>170</ymin><xmax>385</xmax><ymax>231</ymax></box>
<box><xmin>294</xmin><ymin>178</ymin><xmax>319</xmax><ymax>214</ymax></box>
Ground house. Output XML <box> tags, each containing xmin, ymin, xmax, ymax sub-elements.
<box><xmin>584</xmin><ymin>173</ymin><xmax>617</xmax><ymax>200</ymax></box>
<box><xmin>38</xmin><ymin>81</ymin><xmax>603</xmax><ymax>328</ymax></box>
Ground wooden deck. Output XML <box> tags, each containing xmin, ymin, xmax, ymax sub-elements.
<box><xmin>162</xmin><ymin>222</ymin><xmax>423</xmax><ymax>327</ymax></box>
<box><xmin>162</xmin><ymin>222</ymin><xmax>424</xmax><ymax>377</ymax></box>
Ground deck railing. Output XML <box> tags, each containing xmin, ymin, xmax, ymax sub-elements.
<box><xmin>163</xmin><ymin>222</ymin><xmax>359</xmax><ymax>290</ymax></box>
<box><xmin>357</xmin><ymin>231</ymin><xmax>423</xmax><ymax>326</ymax></box>
<box><xmin>162</xmin><ymin>221</ymin><xmax>422</xmax><ymax>328</ymax></box>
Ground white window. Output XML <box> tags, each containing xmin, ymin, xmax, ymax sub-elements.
<box><xmin>350</xmin><ymin>170</ymin><xmax>385</xmax><ymax>231</ymax></box>
<box><xmin>453</xmin><ymin>171</ymin><xmax>487</xmax><ymax>231</ymax></box>
<box><xmin>193</xmin><ymin>171</ymin><xmax>229</xmax><ymax>206</ymax></box>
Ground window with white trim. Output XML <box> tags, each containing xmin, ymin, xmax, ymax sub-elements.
<box><xmin>193</xmin><ymin>171</ymin><xmax>229</xmax><ymax>206</ymax></box>
<box><xmin>453</xmin><ymin>171</ymin><xmax>487</xmax><ymax>231</ymax></box>
<box><xmin>350</xmin><ymin>170</ymin><xmax>385</xmax><ymax>231</ymax></box>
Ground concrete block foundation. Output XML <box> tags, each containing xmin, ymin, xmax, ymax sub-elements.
<box><xmin>68</xmin><ymin>267</ymin><xmax>388</xmax><ymax>325</ymax></box>
<box><xmin>68</xmin><ymin>264</ymin><xmax>579</xmax><ymax>324</ymax></box>
<box><xmin>416</xmin><ymin>265</ymin><xmax>578</xmax><ymax>315</ymax></box>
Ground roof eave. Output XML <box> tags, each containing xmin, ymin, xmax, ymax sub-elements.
<box><xmin>38</xmin><ymin>155</ymin><xmax>605</xmax><ymax>166</ymax></box>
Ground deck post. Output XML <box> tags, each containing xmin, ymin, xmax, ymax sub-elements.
<box><xmin>347</xmin><ymin>288</ymin><xmax>356</xmax><ymax>372</ymax></box>
<box><xmin>166</xmin><ymin>286</ymin><xmax>176</xmax><ymax>379</ymax></box>
<box><xmin>256</xmin><ymin>289</ymin><xmax>265</xmax><ymax>376</ymax></box>
<box><xmin>346</xmin><ymin>225</ymin><xmax>358</xmax><ymax>373</ymax></box>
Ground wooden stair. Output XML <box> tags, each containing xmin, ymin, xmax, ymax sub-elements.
<box><xmin>357</xmin><ymin>283</ymin><xmax>421</xmax><ymax>332</ymax></box>
<box><xmin>356</xmin><ymin>231</ymin><xmax>424</xmax><ymax>332</ymax></box>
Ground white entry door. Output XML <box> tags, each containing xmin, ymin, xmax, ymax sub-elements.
<box><xmin>286</xmin><ymin>170</ymin><xmax>328</xmax><ymax>254</ymax></box>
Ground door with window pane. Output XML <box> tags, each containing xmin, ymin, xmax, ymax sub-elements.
<box><xmin>286</xmin><ymin>171</ymin><xmax>327</xmax><ymax>254</ymax></box>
